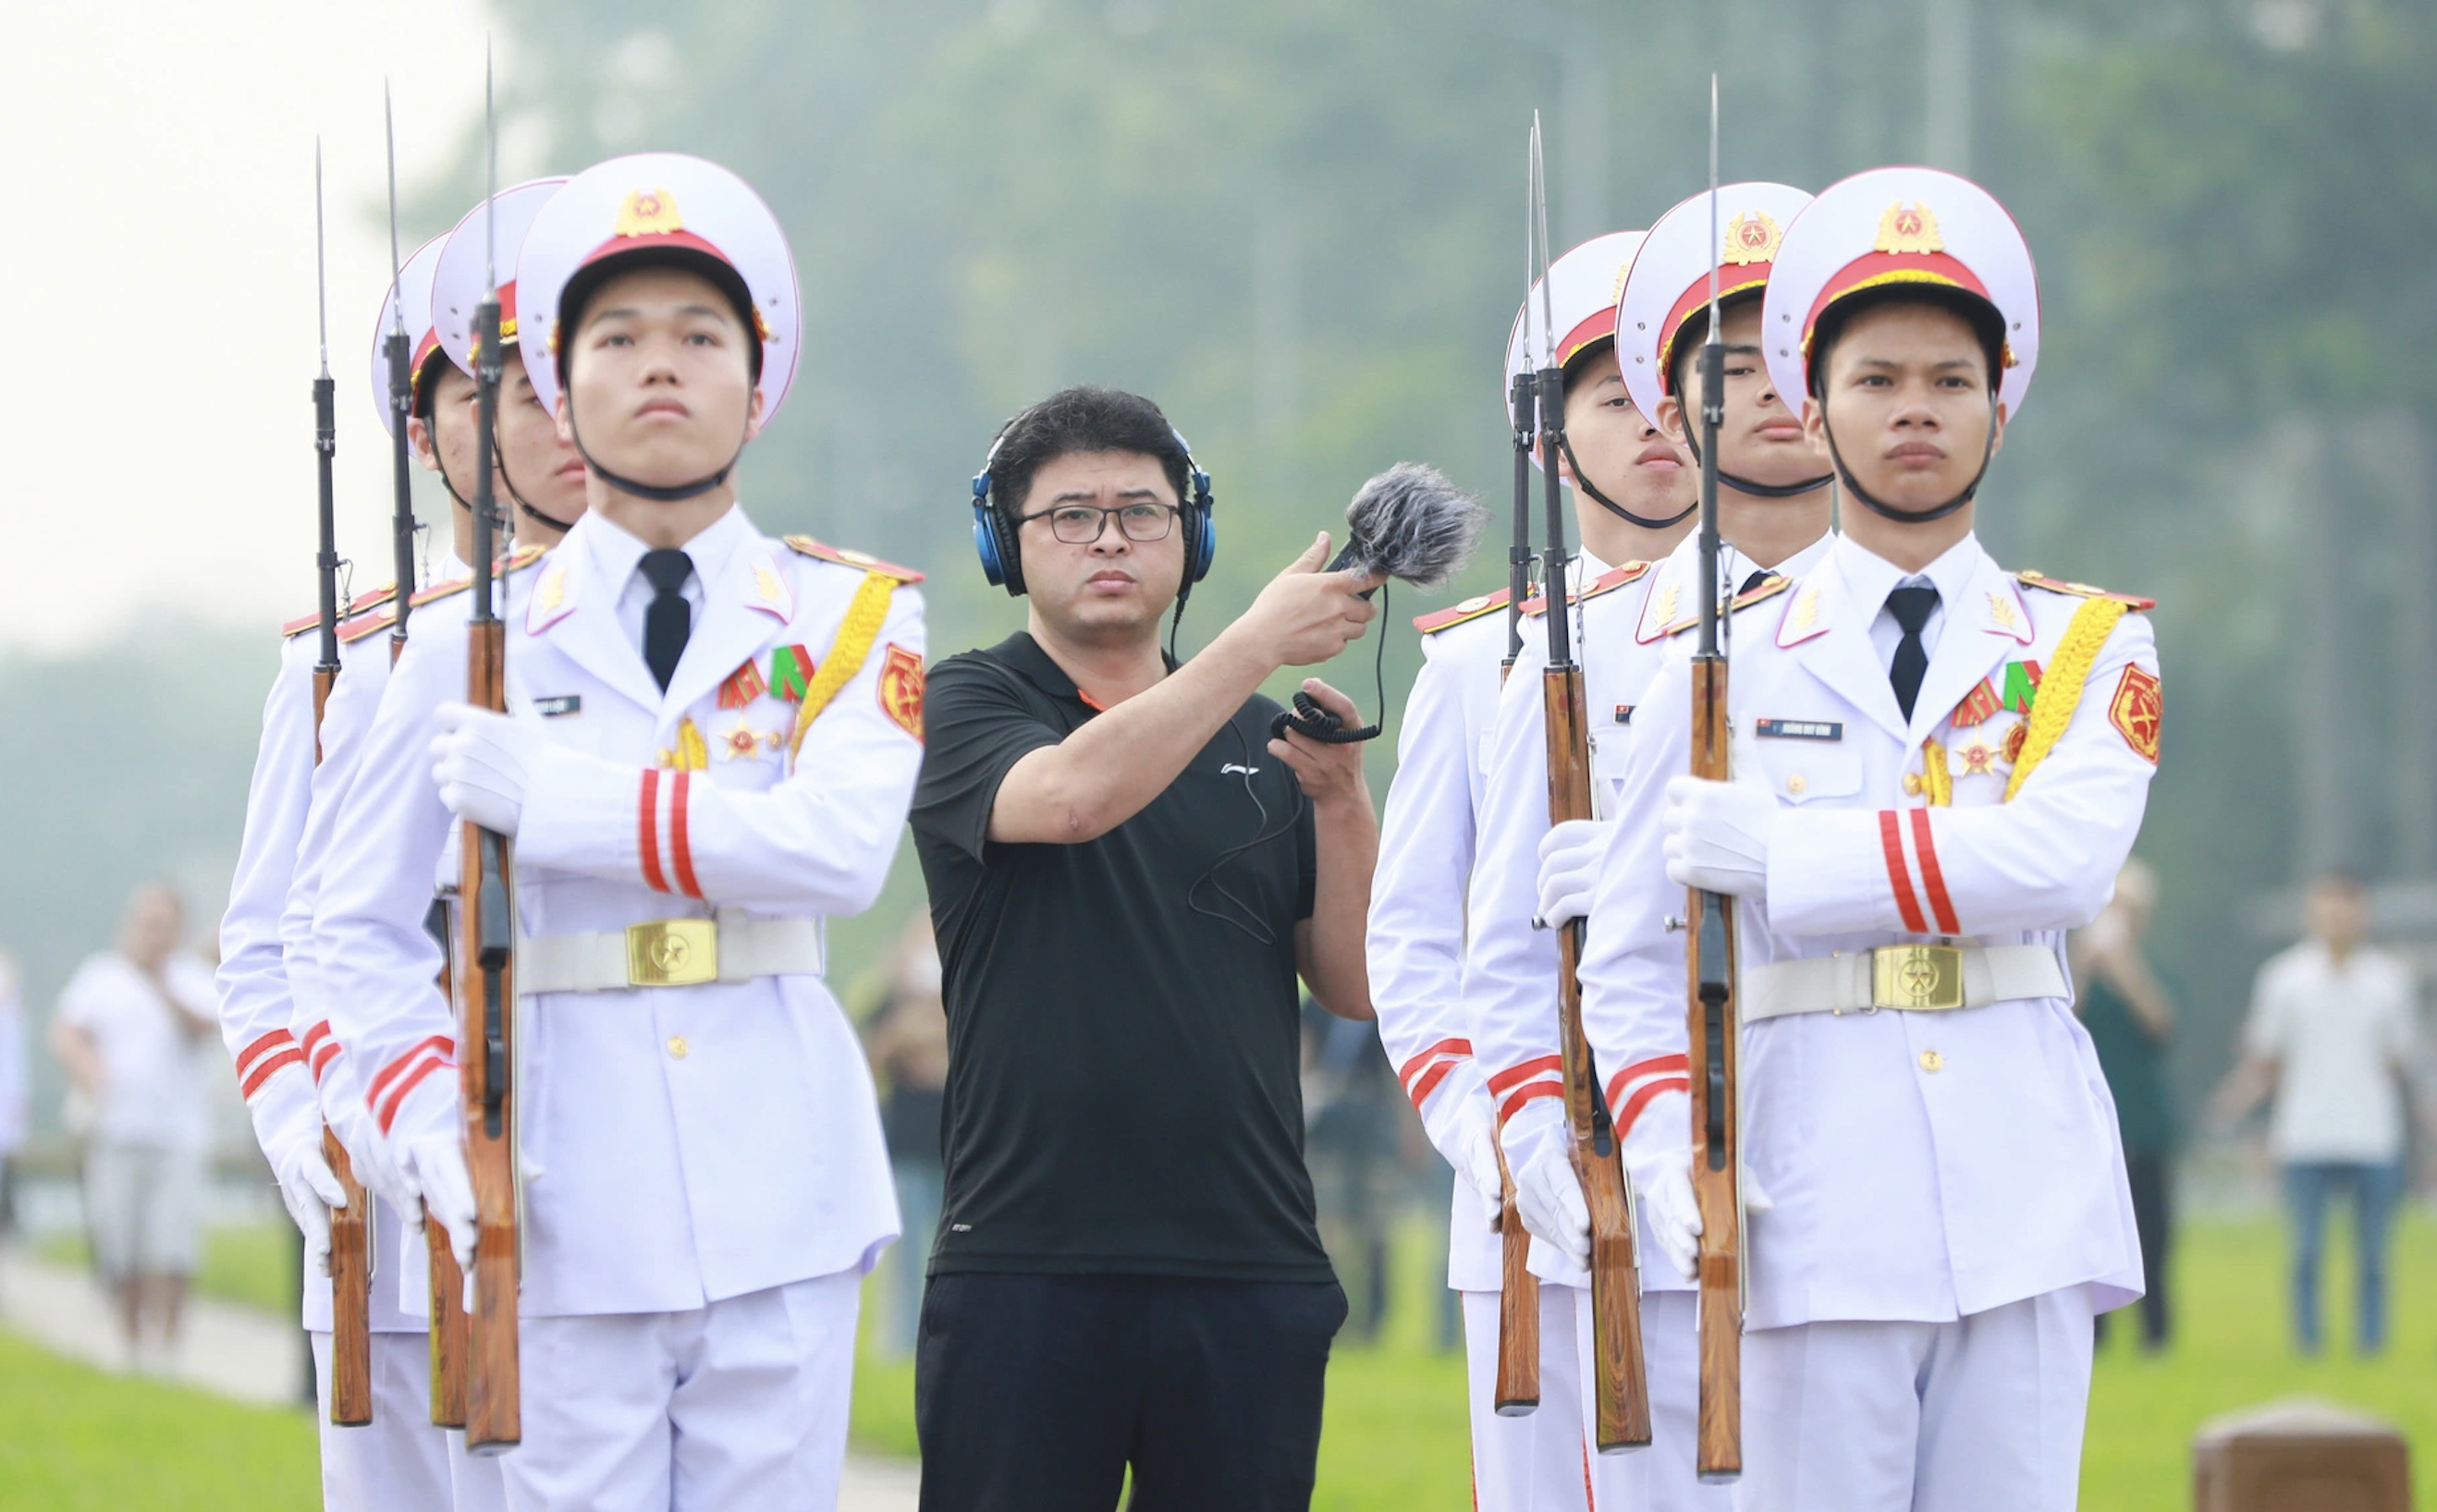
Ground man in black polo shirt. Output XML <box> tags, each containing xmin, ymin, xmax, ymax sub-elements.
<box><xmin>912</xmin><ymin>386</ymin><xmax>1382</xmax><ymax>1511</ymax></box>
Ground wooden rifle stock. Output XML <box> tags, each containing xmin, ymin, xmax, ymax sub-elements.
<box><xmin>423</xmin><ymin>896</ymin><xmax>469</xmax><ymax>1428</ymax></box>
<box><xmin>1544</xmin><ymin>665</ymin><xmax>1651</xmax><ymax>1452</ymax></box>
<box><xmin>309</xmin><ymin>357</ymin><xmax>373</xmax><ymax>1423</ymax></box>
<box><xmin>1685</xmin><ymin>654</ymin><xmax>1743</xmax><ymax>1481</ymax></box>
<box><xmin>458</xmin><ymin>619</ymin><xmax>520</xmax><ymax>1452</ymax></box>
<box><xmin>1490</xmin><ymin>364</ymin><xmax>1542</xmax><ymax>1415</ymax></box>
<box><xmin>1491</xmin><ymin>1147</ymin><xmax>1540</xmax><ymax>1414</ymax></box>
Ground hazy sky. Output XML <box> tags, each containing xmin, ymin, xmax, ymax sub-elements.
<box><xmin>5</xmin><ymin>2</ymin><xmax>491</xmax><ymax>652</ymax></box>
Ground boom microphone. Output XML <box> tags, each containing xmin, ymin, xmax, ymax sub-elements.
<box><xmin>1275</xmin><ymin>463</ymin><xmax>1488</xmax><ymax>745</ymax></box>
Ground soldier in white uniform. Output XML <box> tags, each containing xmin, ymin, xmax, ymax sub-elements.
<box><xmin>1578</xmin><ymin>167</ymin><xmax>2155</xmax><ymax>1512</ymax></box>
<box><xmin>1469</xmin><ymin>184</ymin><xmax>1831</xmax><ymax>1512</ymax></box>
<box><xmin>1369</xmin><ymin>228</ymin><xmax>1695</xmax><ymax>1510</ymax></box>
<box><xmin>219</xmin><ymin>197</ymin><xmax>582</xmax><ymax>1512</ymax></box>
<box><xmin>314</xmin><ymin>152</ymin><xmax>922</xmax><ymax>1512</ymax></box>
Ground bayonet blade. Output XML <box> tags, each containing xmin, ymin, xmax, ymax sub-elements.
<box><xmin>385</xmin><ymin>82</ymin><xmax>406</xmax><ymax>337</ymax></box>
<box><xmin>314</xmin><ymin>138</ymin><xmax>330</xmax><ymax>378</ymax></box>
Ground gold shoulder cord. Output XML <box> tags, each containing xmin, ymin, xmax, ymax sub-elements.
<box><xmin>2001</xmin><ymin>597</ymin><xmax>2128</xmax><ymax>802</ymax></box>
<box><xmin>787</xmin><ymin>569</ymin><xmax>898</xmax><ymax>767</ymax></box>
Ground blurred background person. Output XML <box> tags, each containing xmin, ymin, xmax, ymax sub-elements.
<box><xmin>2210</xmin><ymin>872</ymin><xmax>2419</xmax><ymax>1357</ymax></box>
<box><xmin>863</xmin><ymin>912</ymin><xmax>951</xmax><ymax>1360</ymax></box>
<box><xmin>2073</xmin><ymin>858</ymin><xmax>2178</xmax><ymax>1352</ymax></box>
<box><xmin>0</xmin><ymin>947</ymin><xmax>22</xmax><ymax>1239</ymax></box>
<box><xmin>1301</xmin><ymin>1001</ymin><xmax>1397</xmax><ymax>1346</ymax></box>
<box><xmin>46</xmin><ymin>883</ymin><xmax>217</xmax><ymax>1372</ymax></box>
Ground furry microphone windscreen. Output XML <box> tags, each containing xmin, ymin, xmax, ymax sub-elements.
<box><xmin>1329</xmin><ymin>462</ymin><xmax>1487</xmax><ymax>588</ymax></box>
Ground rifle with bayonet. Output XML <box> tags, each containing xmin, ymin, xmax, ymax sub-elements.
<box><xmin>456</xmin><ymin>52</ymin><xmax>521</xmax><ymax>1453</ymax></box>
<box><xmin>381</xmin><ymin>82</ymin><xmax>471</xmax><ymax>1432</ymax></box>
<box><xmin>1528</xmin><ymin>115</ymin><xmax>1649</xmax><ymax>1454</ymax></box>
<box><xmin>310</xmin><ymin>140</ymin><xmax>375</xmax><ymax>1430</ymax></box>
<box><xmin>1489</xmin><ymin>127</ymin><xmax>1544</xmax><ymax>1423</ymax></box>
<box><xmin>1684</xmin><ymin>75</ymin><xmax>1745</xmax><ymax>1484</ymax></box>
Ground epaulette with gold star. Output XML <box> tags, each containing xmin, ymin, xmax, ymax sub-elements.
<box><xmin>1520</xmin><ymin>560</ymin><xmax>1654</xmax><ymax>618</ymax></box>
<box><xmin>336</xmin><ymin>546</ymin><xmax>549</xmax><ymax>644</ymax></box>
<box><xmin>1412</xmin><ymin>588</ymin><xmax>1512</xmax><ymax>635</ymax></box>
<box><xmin>784</xmin><ymin>535</ymin><xmax>925</xmax><ymax>584</ymax></box>
<box><xmin>281</xmin><ymin>580</ymin><xmax>406</xmax><ymax>639</ymax></box>
<box><xmin>2013</xmin><ymin>570</ymin><xmax>2155</xmax><ymax>612</ymax></box>
<box><xmin>1662</xmin><ymin>573</ymin><xmax>1793</xmax><ymax>637</ymax></box>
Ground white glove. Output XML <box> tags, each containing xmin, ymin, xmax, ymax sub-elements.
<box><xmin>268</xmin><ymin>1128</ymin><xmax>349</xmax><ymax>1279</ymax></box>
<box><xmin>1535</xmin><ymin>818</ymin><xmax>1612</xmax><ymax>931</ymax></box>
<box><xmin>1511</xmin><ymin>1123</ymin><xmax>1592</xmax><ymax>1270</ymax></box>
<box><xmin>388</xmin><ymin>1079</ymin><xmax>479</xmax><ymax>1274</ymax></box>
<box><xmin>1447</xmin><ymin>1094</ymin><xmax>1509</xmax><ymax>1222</ymax></box>
<box><xmin>1662</xmin><ymin>775</ymin><xmax>1776</xmax><ymax>897</ymax></box>
<box><xmin>325</xmin><ymin>1080</ymin><xmax>416</xmax><ymax>1212</ymax></box>
<box><xmin>1621</xmin><ymin>1088</ymin><xmax>1774</xmax><ymax>1284</ymax></box>
<box><xmin>431</xmin><ymin>702</ymin><xmax>542</xmax><ymax>836</ymax></box>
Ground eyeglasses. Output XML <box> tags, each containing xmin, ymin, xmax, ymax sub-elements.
<box><xmin>1017</xmin><ymin>502</ymin><xmax>1179</xmax><ymax>545</ymax></box>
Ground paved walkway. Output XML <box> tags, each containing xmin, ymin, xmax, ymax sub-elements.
<box><xmin>0</xmin><ymin>1244</ymin><xmax>920</xmax><ymax>1509</ymax></box>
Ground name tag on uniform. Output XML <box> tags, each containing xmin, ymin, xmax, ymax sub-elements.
<box><xmin>1756</xmin><ymin>717</ymin><xmax>1842</xmax><ymax>741</ymax></box>
<box><xmin>534</xmin><ymin>695</ymin><xmax>583</xmax><ymax>718</ymax></box>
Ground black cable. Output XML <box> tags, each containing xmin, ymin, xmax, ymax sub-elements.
<box><xmin>1188</xmin><ymin>714</ymin><xmax>1307</xmax><ymax>946</ymax></box>
<box><xmin>1268</xmin><ymin>582</ymin><xmax>1390</xmax><ymax>745</ymax></box>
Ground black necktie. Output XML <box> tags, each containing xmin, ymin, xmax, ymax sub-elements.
<box><xmin>641</xmin><ymin>548</ymin><xmax>695</xmax><ymax>692</ymax></box>
<box><xmin>1738</xmin><ymin>568</ymin><xmax>1771</xmax><ymax>596</ymax></box>
<box><xmin>1886</xmin><ymin>583</ymin><xmax>1941</xmax><ymax>721</ymax></box>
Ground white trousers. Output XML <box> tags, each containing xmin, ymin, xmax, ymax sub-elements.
<box><xmin>500</xmin><ymin>1270</ymin><xmax>860</xmax><ymax>1512</ymax></box>
<box><xmin>312</xmin><ymin>1330</ymin><xmax>507</xmax><ymax>1512</ymax></box>
<box><xmin>1463</xmin><ymin>1286</ymin><xmax>1723</xmax><ymax>1512</ymax></box>
<box><xmin>1736</xmin><ymin>1287</ymin><xmax>2097</xmax><ymax>1512</ymax></box>
<box><xmin>1463</xmin><ymin>1286</ymin><xmax>1586</xmax><ymax>1510</ymax></box>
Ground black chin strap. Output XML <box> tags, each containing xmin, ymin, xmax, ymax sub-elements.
<box><xmin>1679</xmin><ymin>426</ymin><xmax>1835</xmax><ymax>499</ymax></box>
<box><xmin>1558</xmin><ymin>433</ymin><xmax>1696</xmax><ymax>530</ymax></box>
<box><xmin>430</xmin><ymin>421</ymin><xmax>580</xmax><ymax>537</ymax></box>
<box><xmin>566</xmin><ymin>402</ymin><xmax>748</xmax><ymax>504</ymax></box>
<box><xmin>1819</xmin><ymin>389</ymin><xmax>2000</xmax><ymax>524</ymax></box>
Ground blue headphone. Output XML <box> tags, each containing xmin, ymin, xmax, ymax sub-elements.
<box><xmin>970</xmin><ymin>420</ymin><xmax>1216</xmax><ymax>598</ymax></box>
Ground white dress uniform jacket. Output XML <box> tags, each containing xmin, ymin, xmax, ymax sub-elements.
<box><xmin>314</xmin><ymin>506</ymin><xmax>923</xmax><ymax>1318</ymax></box>
<box><xmin>1468</xmin><ymin>530</ymin><xmax>1828</xmax><ymax>1288</ymax></box>
<box><xmin>1581</xmin><ymin>532</ymin><xmax>2154</xmax><ymax>1331</ymax></box>
<box><xmin>1368</xmin><ymin>580</ymin><xmax>1544</xmax><ymax>1295</ymax></box>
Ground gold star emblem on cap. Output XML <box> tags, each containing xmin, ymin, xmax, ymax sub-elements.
<box><xmin>1875</xmin><ymin>201</ymin><xmax>1944</xmax><ymax>255</ymax></box>
<box><xmin>616</xmin><ymin>188</ymin><xmax>684</xmax><ymax>238</ymax></box>
<box><xmin>1722</xmin><ymin>210</ymin><xmax>1782</xmax><ymax>267</ymax></box>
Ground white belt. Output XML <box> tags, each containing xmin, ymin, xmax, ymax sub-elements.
<box><xmin>515</xmin><ymin>908</ymin><xmax>826</xmax><ymax>995</ymax></box>
<box><xmin>1743</xmin><ymin>944</ymin><xmax>2067</xmax><ymax>1021</ymax></box>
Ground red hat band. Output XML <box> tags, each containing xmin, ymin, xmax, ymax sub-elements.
<box><xmin>1800</xmin><ymin>250</ymin><xmax>2005</xmax><ymax>381</ymax></box>
<box><xmin>1555</xmin><ymin>308</ymin><xmax>1614</xmax><ymax>371</ymax></box>
<box><xmin>564</xmin><ymin>227</ymin><xmax>774</xmax><ymax>348</ymax></box>
<box><xmin>1656</xmin><ymin>270</ymin><xmax>1771</xmax><ymax>396</ymax></box>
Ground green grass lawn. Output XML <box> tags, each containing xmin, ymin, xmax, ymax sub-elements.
<box><xmin>5</xmin><ymin>1210</ymin><xmax>2425</xmax><ymax>1507</ymax></box>
<box><xmin>855</xmin><ymin>1212</ymin><xmax>2437</xmax><ymax>1508</ymax></box>
<box><xmin>38</xmin><ymin>1223</ymin><xmax>300</xmax><ymax>1315</ymax></box>
<box><xmin>0</xmin><ymin>1330</ymin><xmax>319</xmax><ymax>1511</ymax></box>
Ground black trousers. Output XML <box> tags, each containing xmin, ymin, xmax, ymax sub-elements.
<box><xmin>915</xmin><ymin>1272</ymin><xmax>1347</xmax><ymax>1512</ymax></box>
<box><xmin>2096</xmin><ymin>1149</ymin><xmax>2173</xmax><ymax>1348</ymax></box>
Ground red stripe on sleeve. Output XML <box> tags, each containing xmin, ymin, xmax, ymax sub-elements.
<box><xmin>310</xmin><ymin>1041</ymin><xmax>341</xmax><ymax>1083</ymax></box>
<box><xmin>1615</xmin><ymin>1075</ymin><xmax>1691</xmax><ymax>1141</ymax></box>
<box><xmin>1908</xmin><ymin>808</ymin><xmax>1961</xmax><ymax>934</ymax></box>
<box><xmin>235</xmin><ymin>1029</ymin><xmax>294</xmax><ymax>1076</ymax></box>
<box><xmin>368</xmin><ymin>1033</ymin><xmax>456</xmax><ymax>1105</ymax></box>
<box><xmin>374</xmin><ymin>1055</ymin><xmax>452</xmax><ymax>1135</ymax></box>
<box><xmin>639</xmin><ymin>769</ymin><xmax>668</xmax><ymax>893</ymax></box>
<box><xmin>1498</xmin><ymin>1081</ymin><xmax>1563</xmax><ymax>1127</ymax></box>
<box><xmin>300</xmin><ymin>1021</ymin><xmax>332</xmax><ymax>1055</ymax></box>
<box><xmin>239</xmin><ymin>1047</ymin><xmax>307</xmax><ymax>1101</ymax></box>
<box><xmin>1879</xmin><ymin>810</ymin><xmax>1929</xmax><ymax>933</ymax></box>
<box><xmin>1486</xmin><ymin>1055</ymin><xmax>1563</xmax><ymax>1097</ymax></box>
<box><xmin>670</xmin><ymin>772</ymin><xmax>703</xmax><ymax>900</ymax></box>
<box><xmin>1397</xmin><ymin>1037</ymin><xmax>1472</xmax><ymax>1092</ymax></box>
<box><xmin>1408</xmin><ymin>1059</ymin><xmax>1461</xmax><ymax>1113</ymax></box>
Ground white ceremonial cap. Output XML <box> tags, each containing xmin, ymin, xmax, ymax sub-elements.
<box><xmin>1761</xmin><ymin>165</ymin><xmax>2039</xmax><ymax>417</ymax></box>
<box><xmin>1502</xmin><ymin>230</ymin><xmax>1644</xmax><ymax>469</ymax></box>
<box><xmin>432</xmin><ymin>177</ymin><xmax>569</xmax><ymax>377</ymax></box>
<box><xmin>514</xmin><ymin>152</ymin><xmax>801</xmax><ymax>425</ymax></box>
<box><xmin>368</xmin><ymin>234</ymin><xmax>449</xmax><ymax>437</ymax></box>
<box><xmin>1614</xmin><ymin>182</ymin><xmax>1814</xmax><ymax>426</ymax></box>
